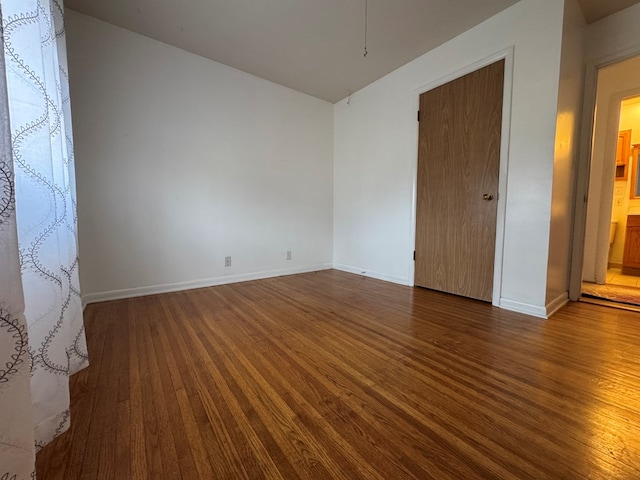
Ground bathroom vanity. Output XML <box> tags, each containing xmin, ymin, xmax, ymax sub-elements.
<box><xmin>622</xmin><ymin>214</ymin><xmax>640</xmax><ymax>275</ymax></box>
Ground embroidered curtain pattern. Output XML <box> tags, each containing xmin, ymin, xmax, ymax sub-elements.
<box><xmin>0</xmin><ymin>0</ymin><xmax>87</xmax><ymax>477</ymax></box>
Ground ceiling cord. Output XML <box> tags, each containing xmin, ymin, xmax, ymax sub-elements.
<box><xmin>364</xmin><ymin>0</ymin><xmax>368</xmax><ymax>57</ymax></box>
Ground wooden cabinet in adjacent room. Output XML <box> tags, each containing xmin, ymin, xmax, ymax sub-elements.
<box><xmin>622</xmin><ymin>214</ymin><xmax>640</xmax><ymax>275</ymax></box>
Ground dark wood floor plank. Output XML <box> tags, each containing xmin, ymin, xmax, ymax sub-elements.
<box><xmin>76</xmin><ymin>302</ymin><xmax>118</xmax><ymax>480</ymax></box>
<box><xmin>154</xmin><ymin>296</ymin><xmax>211</xmax><ymax>480</ymax></box>
<box><xmin>139</xmin><ymin>297</ymin><xmax>184</xmax><ymax>479</ymax></box>
<box><xmin>195</xmin><ymin>296</ymin><xmax>389</xmax><ymax>480</ymax></box>
<box><xmin>168</xmin><ymin>293</ymin><xmax>278</xmax><ymax>480</ymax></box>
<box><xmin>188</xmin><ymin>306</ymin><xmax>341</xmax><ymax>479</ymax></box>
<box><xmin>128</xmin><ymin>300</ymin><xmax>148</xmax><ymax>479</ymax></box>
<box><xmin>204</xmin><ymin>289</ymin><xmax>477</xmax><ymax>480</ymax></box>
<box><xmin>222</xmin><ymin>309</ymin><xmax>457</xmax><ymax>479</ymax></box>
<box><xmin>135</xmin><ymin>295</ymin><xmax>180</xmax><ymax>479</ymax></box>
<box><xmin>36</xmin><ymin>270</ymin><xmax>640</xmax><ymax>479</ymax></box>
<box><xmin>160</xmin><ymin>293</ymin><xmax>258</xmax><ymax>480</ymax></box>
<box><xmin>94</xmin><ymin>301</ymin><xmax>128</xmax><ymax>480</ymax></box>
<box><xmin>114</xmin><ymin>301</ymin><xmax>132</xmax><ymax>480</ymax></box>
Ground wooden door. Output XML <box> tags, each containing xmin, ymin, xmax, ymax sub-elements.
<box><xmin>414</xmin><ymin>60</ymin><xmax>504</xmax><ymax>302</ymax></box>
<box><xmin>616</xmin><ymin>130</ymin><xmax>631</xmax><ymax>180</ymax></box>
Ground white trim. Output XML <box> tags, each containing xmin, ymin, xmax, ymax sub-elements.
<box><xmin>569</xmin><ymin>61</ymin><xmax>598</xmax><ymax>300</ymax></box>
<box><xmin>546</xmin><ymin>292</ymin><xmax>569</xmax><ymax>318</ymax></box>
<box><xmin>82</xmin><ymin>263</ymin><xmax>332</xmax><ymax>304</ymax></box>
<box><xmin>494</xmin><ymin>48</ymin><xmax>515</xmax><ymax>308</ymax></box>
<box><xmin>410</xmin><ymin>46</ymin><xmax>515</xmax><ymax>309</ymax></box>
<box><xmin>499</xmin><ymin>298</ymin><xmax>548</xmax><ymax>319</ymax></box>
<box><xmin>333</xmin><ymin>263</ymin><xmax>409</xmax><ymax>286</ymax></box>
<box><xmin>500</xmin><ymin>293</ymin><xmax>568</xmax><ymax>319</ymax></box>
<box><xmin>500</xmin><ymin>294</ymin><xmax>568</xmax><ymax>319</ymax></box>
<box><xmin>593</xmin><ymin>95</ymin><xmax>620</xmax><ymax>284</ymax></box>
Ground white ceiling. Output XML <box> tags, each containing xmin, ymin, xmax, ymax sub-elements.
<box><xmin>64</xmin><ymin>0</ymin><xmax>640</xmax><ymax>104</ymax></box>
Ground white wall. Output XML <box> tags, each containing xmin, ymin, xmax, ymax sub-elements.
<box><xmin>585</xmin><ymin>2</ymin><xmax>640</xmax><ymax>64</ymax></box>
<box><xmin>66</xmin><ymin>11</ymin><xmax>334</xmax><ymax>302</ymax></box>
<box><xmin>546</xmin><ymin>0</ymin><xmax>585</xmax><ymax>308</ymax></box>
<box><xmin>333</xmin><ymin>0</ymin><xmax>565</xmax><ymax>315</ymax></box>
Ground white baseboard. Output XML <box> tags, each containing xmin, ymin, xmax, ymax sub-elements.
<box><xmin>499</xmin><ymin>298</ymin><xmax>547</xmax><ymax>319</ymax></box>
<box><xmin>545</xmin><ymin>292</ymin><xmax>569</xmax><ymax>318</ymax></box>
<box><xmin>333</xmin><ymin>263</ymin><xmax>409</xmax><ymax>286</ymax></box>
<box><xmin>82</xmin><ymin>263</ymin><xmax>332</xmax><ymax>305</ymax></box>
<box><xmin>499</xmin><ymin>292</ymin><xmax>569</xmax><ymax>319</ymax></box>
<box><xmin>82</xmin><ymin>262</ymin><xmax>570</xmax><ymax>320</ymax></box>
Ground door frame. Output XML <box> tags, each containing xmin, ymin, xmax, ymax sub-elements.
<box><xmin>569</xmin><ymin>46</ymin><xmax>640</xmax><ymax>301</ymax></box>
<box><xmin>593</xmin><ymin>89</ymin><xmax>640</xmax><ymax>282</ymax></box>
<box><xmin>408</xmin><ymin>47</ymin><xmax>514</xmax><ymax>306</ymax></box>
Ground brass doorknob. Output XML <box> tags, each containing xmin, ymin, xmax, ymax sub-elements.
<box><xmin>483</xmin><ymin>194</ymin><xmax>494</xmax><ymax>201</ymax></box>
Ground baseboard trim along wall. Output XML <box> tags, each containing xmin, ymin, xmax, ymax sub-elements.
<box><xmin>499</xmin><ymin>293</ymin><xmax>569</xmax><ymax>319</ymax></box>
<box><xmin>83</xmin><ymin>264</ymin><xmax>571</xmax><ymax>320</ymax></box>
<box><xmin>332</xmin><ymin>264</ymin><xmax>410</xmax><ymax>286</ymax></box>
<box><xmin>82</xmin><ymin>263</ymin><xmax>333</xmax><ymax>305</ymax></box>
<box><xmin>499</xmin><ymin>298</ymin><xmax>548</xmax><ymax>319</ymax></box>
<box><xmin>545</xmin><ymin>293</ymin><xmax>570</xmax><ymax>318</ymax></box>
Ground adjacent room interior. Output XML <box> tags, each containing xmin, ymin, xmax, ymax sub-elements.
<box><xmin>581</xmin><ymin>54</ymin><xmax>640</xmax><ymax>309</ymax></box>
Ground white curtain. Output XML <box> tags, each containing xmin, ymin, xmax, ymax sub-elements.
<box><xmin>0</xmin><ymin>1</ymin><xmax>88</xmax><ymax>478</ymax></box>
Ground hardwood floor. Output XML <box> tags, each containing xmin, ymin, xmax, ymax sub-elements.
<box><xmin>36</xmin><ymin>270</ymin><xmax>640</xmax><ymax>479</ymax></box>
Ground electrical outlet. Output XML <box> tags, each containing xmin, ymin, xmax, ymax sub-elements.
<box><xmin>286</xmin><ymin>250</ymin><xmax>292</xmax><ymax>261</ymax></box>
<box><xmin>615</xmin><ymin>198</ymin><xmax>623</xmax><ymax>207</ymax></box>
<box><xmin>225</xmin><ymin>256</ymin><xmax>231</xmax><ymax>267</ymax></box>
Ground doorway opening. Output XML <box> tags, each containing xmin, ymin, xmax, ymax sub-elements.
<box><xmin>580</xmin><ymin>56</ymin><xmax>640</xmax><ymax>309</ymax></box>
